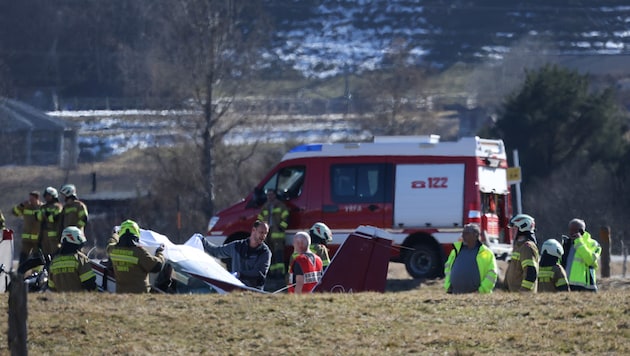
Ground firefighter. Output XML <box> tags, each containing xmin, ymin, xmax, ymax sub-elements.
<box><xmin>308</xmin><ymin>222</ymin><xmax>332</xmax><ymax>270</ymax></box>
<box><xmin>444</xmin><ymin>223</ymin><xmax>498</xmax><ymax>294</ymax></box>
<box><xmin>257</xmin><ymin>189</ymin><xmax>289</xmax><ymax>279</ymax></box>
<box><xmin>58</xmin><ymin>184</ymin><xmax>89</xmax><ymax>235</ymax></box>
<box><xmin>48</xmin><ymin>226</ymin><xmax>96</xmax><ymax>292</ymax></box>
<box><xmin>561</xmin><ymin>218</ymin><xmax>601</xmax><ymax>292</ymax></box>
<box><xmin>505</xmin><ymin>214</ymin><xmax>539</xmax><ymax>292</ymax></box>
<box><xmin>12</xmin><ymin>191</ymin><xmax>42</xmax><ymax>265</ymax></box>
<box><xmin>37</xmin><ymin>186</ymin><xmax>64</xmax><ymax>256</ymax></box>
<box><xmin>538</xmin><ymin>238</ymin><xmax>569</xmax><ymax>292</ymax></box>
<box><xmin>107</xmin><ymin>219</ymin><xmax>164</xmax><ymax>293</ymax></box>
<box><xmin>288</xmin><ymin>231</ymin><xmax>323</xmax><ymax>294</ymax></box>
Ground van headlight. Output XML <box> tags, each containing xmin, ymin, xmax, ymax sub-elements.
<box><xmin>207</xmin><ymin>216</ymin><xmax>220</xmax><ymax>231</ymax></box>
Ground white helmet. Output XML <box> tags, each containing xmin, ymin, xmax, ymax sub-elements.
<box><xmin>61</xmin><ymin>226</ymin><xmax>87</xmax><ymax>246</ymax></box>
<box><xmin>309</xmin><ymin>222</ymin><xmax>332</xmax><ymax>244</ymax></box>
<box><xmin>60</xmin><ymin>184</ymin><xmax>77</xmax><ymax>197</ymax></box>
<box><xmin>541</xmin><ymin>239</ymin><xmax>564</xmax><ymax>258</ymax></box>
<box><xmin>44</xmin><ymin>186</ymin><xmax>58</xmax><ymax>199</ymax></box>
<box><xmin>509</xmin><ymin>214</ymin><xmax>535</xmax><ymax>232</ymax></box>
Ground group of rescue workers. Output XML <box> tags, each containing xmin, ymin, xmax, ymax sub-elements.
<box><xmin>3</xmin><ymin>185</ymin><xmax>330</xmax><ymax>294</ymax></box>
<box><xmin>445</xmin><ymin>214</ymin><xmax>603</xmax><ymax>294</ymax></box>
<box><xmin>2</xmin><ymin>183</ymin><xmax>602</xmax><ymax>294</ymax></box>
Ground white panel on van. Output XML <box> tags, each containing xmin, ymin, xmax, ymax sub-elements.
<box><xmin>394</xmin><ymin>164</ymin><xmax>465</xmax><ymax>228</ymax></box>
<box><xmin>478</xmin><ymin>166</ymin><xmax>509</xmax><ymax>194</ymax></box>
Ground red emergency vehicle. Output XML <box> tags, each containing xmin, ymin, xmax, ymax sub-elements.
<box><xmin>206</xmin><ymin>135</ymin><xmax>513</xmax><ymax>279</ymax></box>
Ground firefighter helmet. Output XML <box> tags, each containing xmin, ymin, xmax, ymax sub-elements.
<box><xmin>509</xmin><ymin>214</ymin><xmax>535</xmax><ymax>232</ymax></box>
<box><xmin>541</xmin><ymin>239</ymin><xmax>564</xmax><ymax>258</ymax></box>
<box><xmin>44</xmin><ymin>186</ymin><xmax>58</xmax><ymax>199</ymax></box>
<box><xmin>61</xmin><ymin>226</ymin><xmax>86</xmax><ymax>246</ymax></box>
<box><xmin>120</xmin><ymin>219</ymin><xmax>140</xmax><ymax>238</ymax></box>
<box><xmin>60</xmin><ymin>184</ymin><xmax>77</xmax><ymax>197</ymax></box>
<box><xmin>309</xmin><ymin>222</ymin><xmax>333</xmax><ymax>244</ymax></box>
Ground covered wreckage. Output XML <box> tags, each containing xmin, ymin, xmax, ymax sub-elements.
<box><xmin>89</xmin><ymin>225</ymin><xmax>393</xmax><ymax>294</ymax></box>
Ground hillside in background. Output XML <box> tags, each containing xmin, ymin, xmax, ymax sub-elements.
<box><xmin>267</xmin><ymin>0</ymin><xmax>630</xmax><ymax>77</ymax></box>
<box><xmin>1</xmin><ymin>1</ymin><xmax>630</xmax><ymax>105</ymax></box>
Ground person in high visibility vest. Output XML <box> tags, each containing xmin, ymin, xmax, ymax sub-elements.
<box><xmin>48</xmin><ymin>226</ymin><xmax>96</xmax><ymax>292</ymax></box>
<box><xmin>561</xmin><ymin>218</ymin><xmax>601</xmax><ymax>292</ymax></box>
<box><xmin>257</xmin><ymin>189</ymin><xmax>289</xmax><ymax>279</ymax></box>
<box><xmin>107</xmin><ymin>219</ymin><xmax>165</xmax><ymax>293</ymax></box>
<box><xmin>538</xmin><ymin>238</ymin><xmax>569</xmax><ymax>292</ymax></box>
<box><xmin>288</xmin><ymin>232</ymin><xmax>323</xmax><ymax>294</ymax></box>
<box><xmin>444</xmin><ymin>223</ymin><xmax>498</xmax><ymax>294</ymax></box>
<box><xmin>505</xmin><ymin>214</ymin><xmax>539</xmax><ymax>292</ymax></box>
<box><xmin>37</xmin><ymin>187</ymin><xmax>63</xmax><ymax>256</ymax></box>
<box><xmin>12</xmin><ymin>190</ymin><xmax>42</xmax><ymax>265</ymax></box>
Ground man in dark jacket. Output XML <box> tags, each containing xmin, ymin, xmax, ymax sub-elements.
<box><xmin>200</xmin><ymin>220</ymin><xmax>271</xmax><ymax>290</ymax></box>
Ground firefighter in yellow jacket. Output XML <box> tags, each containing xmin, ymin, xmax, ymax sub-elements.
<box><xmin>48</xmin><ymin>226</ymin><xmax>96</xmax><ymax>292</ymax></box>
<box><xmin>107</xmin><ymin>219</ymin><xmax>164</xmax><ymax>293</ymax></box>
<box><xmin>58</xmin><ymin>184</ymin><xmax>89</xmax><ymax>234</ymax></box>
<box><xmin>257</xmin><ymin>189</ymin><xmax>289</xmax><ymax>278</ymax></box>
<box><xmin>444</xmin><ymin>223</ymin><xmax>498</xmax><ymax>294</ymax></box>
<box><xmin>12</xmin><ymin>191</ymin><xmax>42</xmax><ymax>265</ymax></box>
<box><xmin>37</xmin><ymin>187</ymin><xmax>64</xmax><ymax>256</ymax></box>
<box><xmin>505</xmin><ymin>214</ymin><xmax>539</xmax><ymax>292</ymax></box>
<box><xmin>538</xmin><ymin>239</ymin><xmax>569</xmax><ymax>292</ymax></box>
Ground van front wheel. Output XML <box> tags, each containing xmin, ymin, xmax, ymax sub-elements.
<box><xmin>404</xmin><ymin>244</ymin><xmax>441</xmax><ymax>279</ymax></box>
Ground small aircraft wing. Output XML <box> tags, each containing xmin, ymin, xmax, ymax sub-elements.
<box><xmin>313</xmin><ymin>225</ymin><xmax>392</xmax><ymax>293</ymax></box>
<box><xmin>92</xmin><ymin>229</ymin><xmax>257</xmax><ymax>294</ymax></box>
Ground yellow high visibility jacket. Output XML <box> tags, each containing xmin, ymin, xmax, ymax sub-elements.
<box><xmin>444</xmin><ymin>241</ymin><xmax>498</xmax><ymax>294</ymax></box>
<box><xmin>566</xmin><ymin>232</ymin><xmax>601</xmax><ymax>291</ymax></box>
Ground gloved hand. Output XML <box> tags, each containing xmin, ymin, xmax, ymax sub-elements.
<box><xmin>155</xmin><ymin>244</ymin><xmax>165</xmax><ymax>255</ymax></box>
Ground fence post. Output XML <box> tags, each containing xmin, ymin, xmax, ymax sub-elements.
<box><xmin>8</xmin><ymin>272</ymin><xmax>28</xmax><ymax>356</ymax></box>
<box><xmin>599</xmin><ymin>226</ymin><xmax>611</xmax><ymax>278</ymax></box>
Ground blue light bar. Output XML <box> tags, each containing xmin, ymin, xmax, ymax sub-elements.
<box><xmin>288</xmin><ymin>144</ymin><xmax>323</xmax><ymax>153</ymax></box>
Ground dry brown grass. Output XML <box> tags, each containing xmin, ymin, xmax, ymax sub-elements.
<box><xmin>1</xmin><ymin>263</ymin><xmax>629</xmax><ymax>355</ymax></box>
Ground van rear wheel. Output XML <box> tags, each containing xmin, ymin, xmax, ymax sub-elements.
<box><xmin>404</xmin><ymin>244</ymin><xmax>441</xmax><ymax>279</ymax></box>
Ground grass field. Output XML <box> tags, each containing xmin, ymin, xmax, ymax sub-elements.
<box><xmin>1</xmin><ymin>263</ymin><xmax>629</xmax><ymax>355</ymax></box>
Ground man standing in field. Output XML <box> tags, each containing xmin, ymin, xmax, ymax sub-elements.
<box><xmin>288</xmin><ymin>231</ymin><xmax>323</xmax><ymax>294</ymax></box>
<box><xmin>444</xmin><ymin>223</ymin><xmax>498</xmax><ymax>294</ymax></box>
<box><xmin>58</xmin><ymin>184</ymin><xmax>89</xmax><ymax>236</ymax></box>
<box><xmin>505</xmin><ymin>214</ymin><xmax>539</xmax><ymax>292</ymax></box>
<box><xmin>37</xmin><ymin>187</ymin><xmax>63</xmax><ymax>256</ymax></box>
<box><xmin>561</xmin><ymin>218</ymin><xmax>601</xmax><ymax>292</ymax></box>
<box><xmin>257</xmin><ymin>189</ymin><xmax>289</xmax><ymax>279</ymax></box>
<box><xmin>12</xmin><ymin>190</ymin><xmax>42</xmax><ymax>265</ymax></box>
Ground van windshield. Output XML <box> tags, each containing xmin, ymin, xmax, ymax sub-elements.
<box><xmin>262</xmin><ymin>166</ymin><xmax>305</xmax><ymax>200</ymax></box>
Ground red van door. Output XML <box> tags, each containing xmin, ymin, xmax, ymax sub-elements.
<box><xmin>321</xmin><ymin>162</ymin><xmax>392</xmax><ymax>231</ymax></box>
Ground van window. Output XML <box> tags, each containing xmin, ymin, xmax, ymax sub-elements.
<box><xmin>331</xmin><ymin>164</ymin><xmax>387</xmax><ymax>203</ymax></box>
<box><xmin>262</xmin><ymin>166</ymin><xmax>305</xmax><ymax>200</ymax></box>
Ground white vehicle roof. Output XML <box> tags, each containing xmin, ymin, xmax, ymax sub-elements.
<box><xmin>282</xmin><ymin>135</ymin><xmax>506</xmax><ymax>160</ymax></box>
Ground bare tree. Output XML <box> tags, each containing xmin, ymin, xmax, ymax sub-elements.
<box><xmin>140</xmin><ymin>1</ymin><xmax>270</xmax><ymax>215</ymax></box>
